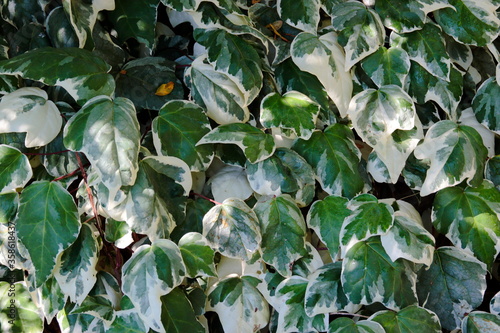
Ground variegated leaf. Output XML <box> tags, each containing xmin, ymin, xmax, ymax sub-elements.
<box><xmin>260</xmin><ymin>91</ymin><xmax>320</xmax><ymax>140</ymax></box>
<box><xmin>472</xmin><ymin>77</ymin><xmax>500</xmax><ymax>134</ymax></box>
<box><xmin>277</xmin><ymin>0</ymin><xmax>321</xmax><ymax>33</ymax></box>
<box><xmin>64</xmin><ymin>96</ymin><xmax>140</xmax><ymax>199</ymax></box>
<box><xmin>328</xmin><ymin>317</ymin><xmax>385</xmax><ymax>333</ymax></box>
<box><xmin>207</xmin><ymin>165</ymin><xmax>253</xmax><ymax>203</ymax></box>
<box><xmin>69</xmin><ymin>295</ymin><xmax>115</xmax><ymax>327</ymax></box>
<box><xmin>491</xmin><ymin>292</ymin><xmax>500</xmax><ymax>315</ymax></box>
<box><xmin>0</xmin><ymin>282</ymin><xmax>44</xmax><ymax>332</ymax></box>
<box><xmin>373</xmin><ymin>0</ymin><xmax>426</xmax><ymax>33</ymax></box>
<box><xmin>197</xmin><ymin>122</ymin><xmax>275</xmax><ymax>163</ymax></box>
<box><xmin>413</xmin><ymin>120</ymin><xmax>487</xmax><ymax>196</ymax></box>
<box><xmin>369</xmin><ymin>305</ymin><xmax>442</xmax><ymax>333</ymax></box>
<box><xmin>178</xmin><ymin>232</ymin><xmax>217</xmax><ymax>278</ymax></box>
<box><xmin>0</xmin><ymin>145</ymin><xmax>32</xmax><ymax>194</ymax></box>
<box><xmin>462</xmin><ymin>312</ymin><xmax>500</xmax><ymax>333</ymax></box>
<box><xmin>254</xmin><ymin>195</ymin><xmax>307</xmax><ymax>277</ymax></box>
<box><xmin>361</xmin><ymin>47</ymin><xmax>411</xmax><ymax>88</ymax></box>
<box><xmin>459</xmin><ymin>108</ymin><xmax>495</xmax><ymax>157</ymax></box>
<box><xmin>203</xmin><ymin>198</ymin><xmax>261</xmax><ymax>261</ymax></box>
<box><xmin>331</xmin><ymin>1</ymin><xmax>386</xmax><ymax>70</ymax></box>
<box><xmin>291</xmin><ymin>32</ymin><xmax>353</xmax><ymax>117</ymax></box>
<box><xmin>121</xmin><ymin>239</ymin><xmax>186</xmax><ymax>332</ymax></box>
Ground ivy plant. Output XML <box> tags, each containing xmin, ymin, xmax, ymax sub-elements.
<box><xmin>0</xmin><ymin>0</ymin><xmax>499</xmax><ymax>332</ymax></box>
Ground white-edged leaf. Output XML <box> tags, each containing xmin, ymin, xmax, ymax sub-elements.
<box><xmin>277</xmin><ymin>0</ymin><xmax>321</xmax><ymax>33</ymax></box>
<box><xmin>459</xmin><ymin>108</ymin><xmax>495</xmax><ymax>157</ymax></box>
<box><xmin>178</xmin><ymin>232</ymin><xmax>217</xmax><ymax>278</ymax></box>
<box><xmin>373</xmin><ymin>0</ymin><xmax>426</xmax><ymax>33</ymax></box>
<box><xmin>462</xmin><ymin>311</ymin><xmax>500</xmax><ymax>333</ymax></box>
<box><xmin>368</xmin><ymin>305</ymin><xmax>442</xmax><ymax>333</ymax></box>
<box><xmin>491</xmin><ymin>292</ymin><xmax>500</xmax><ymax>315</ymax></box>
<box><xmin>203</xmin><ymin>198</ymin><xmax>261</xmax><ymax>261</ymax></box>
<box><xmin>0</xmin><ymin>87</ymin><xmax>62</xmax><ymax>147</ymax></box>
<box><xmin>121</xmin><ymin>239</ymin><xmax>186</xmax><ymax>332</ymax></box>
<box><xmin>32</xmin><ymin>276</ymin><xmax>67</xmax><ymax>324</ymax></box>
<box><xmin>472</xmin><ymin>77</ymin><xmax>500</xmax><ymax>135</ymax></box>
<box><xmin>361</xmin><ymin>47</ymin><xmax>411</xmax><ymax>88</ymax></box>
<box><xmin>328</xmin><ymin>317</ymin><xmax>385</xmax><ymax>333</ymax></box>
<box><xmin>291</xmin><ymin>32</ymin><xmax>353</xmax><ymax>117</ymax></box>
<box><xmin>0</xmin><ymin>145</ymin><xmax>32</xmax><ymax>193</ymax></box>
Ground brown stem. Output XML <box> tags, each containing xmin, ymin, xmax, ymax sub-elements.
<box><xmin>192</xmin><ymin>192</ymin><xmax>221</xmax><ymax>205</ymax></box>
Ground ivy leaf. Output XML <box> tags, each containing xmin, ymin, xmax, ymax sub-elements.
<box><xmin>391</xmin><ymin>23</ymin><xmax>451</xmax><ymax>81</ymax></box>
<box><xmin>115</xmin><ymin>57</ymin><xmax>184</xmax><ymax>110</ymax></box>
<box><xmin>152</xmin><ymin>100</ymin><xmax>214</xmax><ymax>171</ymax></box>
<box><xmin>207</xmin><ymin>275</ymin><xmax>269</xmax><ymax>333</ymax></box>
<box><xmin>331</xmin><ymin>1</ymin><xmax>386</xmax><ymax>70</ymax></box>
<box><xmin>160</xmin><ymin>0</ymin><xmax>196</xmax><ymax>11</ymax></box>
<box><xmin>197</xmin><ymin>122</ymin><xmax>275</xmax><ymax>164</ymax></box>
<box><xmin>340</xmin><ymin>194</ymin><xmax>394</xmax><ymax>256</ymax></box>
<box><xmin>46</xmin><ymin>7</ymin><xmax>79</xmax><ymax>48</ymax></box>
<box><xmin>417</xmin><ymin>246</ymin><xmax>487</xmax><ymax>331</ymax></box>
<box><xmin>361</xmin><ymin>47</ymin><xmax>411</xmax><ymax>88</ymax></box>
<box><xmin>307</xmin><ymin>196</ymin><xmax>350</xmax><ymax>260</ymax></box>
<box><xmin>462</xmin><ymin>312</ymin><xmax>500</xmax><ymax>333</ymax></box>
<box><xmin>293</xmin><ymin>124</ymin><xmax>364</xmax><ymax>198</ymax></box>
<box><xmin>432</xmin><ymin>181</ymin><xmax>500</xmax><ymax>270</ymax></box>
<box><xmin>208</xmin><ymin>165</ymin><xmax>253</xmax><ymax>202</ymax></box>
<box><xmin>0</xmin><ymin>47</ymin><xmax>115</xmax><ymax>105</ymax></box>
<box><xmin>486</xmin><ymin>156</ymin><xmax>500</xmax><ymax>190</ymax></box>
<box><xmin>121</xmin><ymin>239</ymin><xmax>186</xmax><ymax>332</ymax></box>
<box><xmin>0</xmin><ymin>282</ymin><xmax>44</xmax><ymax>332</ymax></box>
<box><xmin>254</xmin><ymin>195</ymin><xmax>308</xmax><ymax>277</ymax></box>
<box><xmin>291</xmin><ymin>32</ymin><xmax>353</xmax><ymax>117</ymax></box>
<box><xmin>341</xmin><ymin>237</ymin><xmax>418</xmax><ymax>310</ymax></box>
<box><xmin>16</xmin><ymin>181</ymin><xmax>81</xmax><ymax>287</ymax></box>
<box><xmin>178</xmin><ymin>232</ymin><xmax>217</xmax><ymax>278</ymax></box>
<box><xmin>54</xmin><ymin>223</ymin><xmax>101</xmax><ymax>305</ymax></box>
<box><xmin>160</xmin><ymin>288</ymin><xmax>205</xmax><ymax>333</ymax></box>
<box><xmin>64</xmin><ymin>96</ymin><xmax>141</xmax><ymax>199</ymax></box>
<box><xmin>328</xmin><ymin>317</ymin><xmax>385</xmax><ymax>333</ymax></box>
<box><xmin>0</xmin><ymin>87</ymin><xmax>62</xmax><ymax>147</ymax></box>
<box><xmin>304</xmin><ymin>262</ymin><xmax>349</xmax><ymax>317</ymax></box>
<box><xmin>491</xmin><ymin>292</ymin><xmax>500</xmax><ymax>315</ymax></box>
<box><xmin>275</xmin><ymin>276</ymin><xmax>328</xmax><ymax>332</ymax></box>
<box><xmin>194</xmin><ymin>29</ymin><xmax>263</xmax><ymax>105</ymax></box>
<box><xmin>0</xmin><ymin>192</ymin><xmax>18</xmax><ymax>223</ymax></box>
<box><xmin>35</xmin><ymin>276</ymin><xmax>67</xmax><ymax>324</ymax></box>
<box><xmin>203</xmin><ymin>198</ymin><xmax>261</xmax><ymax>261</ymax></box>
<box><xmin>124</xmin><ymin>156</ymin><xmax>192</xmax><ymax>240</ymax></box>
<box><xmin>186</xmin><ymin>55</ymin><xmax>249</xmax><ymax>124</ymax></box>
<box><xmin>107</xmin><ymin>0</ymin><xmax>157</xmax><ymax>49</ymax></box>
<box><xmin>434</xmin><ymin>0</ymin><xmax>500</xmax><ymax>46</ymax></box>
<box><xmin>413</xmin><ymin>121</ymin><xmax>488</xmax><ymax>196</ymax></box>
<box><xmin>0</xmin><ymin>145</ymin><xmax>32</xmax><ymax>193</ymax></box>
<box><xmin>70</xmin><ymin>295</ymin><xmax>115</xmax><ymax>326</ymax></box>
<box><xmin>108</xmin><ymin>307</ymin><xmax>148</xmax><ymax>333</ymax></box>
<box><xmin>369</xmin><ymin>305</ymin><xmax>441</xmax><ymax>333</ymax></box>
<box><xmin>246</xmin><ymin>148</ymin><xmax>315</xmax><ymax>207</ymax></box>
<box><xmin>373</xmin><ymin>0</ymin><xmax>426</xmax><ymax>33</ymax></box>
<box><xmin>472</xmin><ymin>77</ymin><xmax>500</xmax><ymax>134</ymax></box>
<box><xmin>277</xmin><ymin>0</ymin><xmax>320</xmax><ymax>33</ymax></box>
<box><xmin>260</xmin><ymin>91</ymin><xmax>320</xmax><ymax>140</ymax></box>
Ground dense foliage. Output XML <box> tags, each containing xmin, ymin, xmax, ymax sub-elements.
<box><xmin>0</xmin><ymin>0</ymin><xmax>499</xmax><ymax>332</ymax></box>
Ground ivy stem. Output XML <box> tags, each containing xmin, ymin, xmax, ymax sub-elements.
<box><xmin>192</xmin><ymin>192</ymin><xmax>221</xmax><ymax>205</ymax></box>
<box><xmin>52</xmin><ymin>166</ymin><xmax>83</xmax><ymax>182</ymax></box>
<box><xmin>24</xmin><ymin>149</ymin><xmax>71</xmax><ymax>156</ymax></box>
<box><xmin>329</xmin><ymin>312</ymin><xmax>370</xmax><ymax>319</ymax></box>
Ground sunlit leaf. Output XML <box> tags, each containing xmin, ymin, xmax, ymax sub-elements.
<box><xmin>277</xmin><ymin>0</ymin><xmax>321</xmax><ymax>33</ymax></box>
<box><xmin>0</xmin><ymin>145</ymin><xmax>32</xmax><ymax>193</ymax></box>
<box><xmin>178</xmin><ymin>232</ymin><xmax>217</xmax><ymax>278</ymax></box>
<box><xmin>0</xmin><ymin>282</ymin><xmax>44</xmax><ymax>333</ymax></box>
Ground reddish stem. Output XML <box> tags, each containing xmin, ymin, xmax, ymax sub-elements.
<box><xmin>192</xmin><ymin>192</ymin><xmax>221</xmax><ymax>205</ymax></box>
<box><xmin>24</xmin><ymin>149</ymin><xmax>71</xmax><ymax>156</ymax></box>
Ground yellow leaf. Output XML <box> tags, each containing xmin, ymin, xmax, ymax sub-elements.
<box><xmin>155</xmin><ymin>82</ymin><xmax>175</xmax><ymax>96</ymax></box>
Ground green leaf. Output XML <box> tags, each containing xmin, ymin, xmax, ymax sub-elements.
<box><xmin>304</xmin><ymin>262</ymin><xmax>349</xmax><ymax>317</ymax></box>
<box><xmin>62</xmin><ymin>0</ymin><xmax>115</xmax><ymax>48</ymax></box>
<box><xmin>171</xmin><ymin>198</ymin><xmax>214</xmax><ymax>243</ymax></box>
<box><xmin>260</xmin><ymin>91</ymin><xmax>320</xmax><ymax>140</ymax></box>
<box><xmin>340</xmin><ymin>194</ymin><xmax>394</xmax><ymax>256</ymax></box>
<box><xmin>485</xmin><ymin>156</ymin><xmax>500</xmax><ymax>190</ymax></box>
<box><xmin>292</xmin><ymin>124</ymin><xmax>364</xmax><ymax>198</ymax></box>
<box><xmin>391</xmin><ymin>23</ymin><xmax>451</xmax><ymax>81</ymax></box>
<box><xmin>197</xmin><ymin>122</ymin><xmax>275</xmax><ymax>164</ymax></box>
<box><xmin>435</xmin><ymin>0</ymin><xmax>500</xmax><ymax>46</ymax></box>
<box><xmin>472</xmin><ymin>77</ymin><xmax>500</xmax><ymax>134</ymax></box>
<box><xmin>328</xmin><ymin>317</ymin><xmax>385</xmax><ymax>333</ymax></box>
<box><xmin>45</xmin><ymin>6</ymin><xmax>79</xmax><ymax>48</ymax></box>
<box><xmin>0</xmin><ymin>145</ymin><xmax>32</xmax><ymax>193</ymax></box>
<box><xmin>0</xmin><ymin>47</ymin><xmax>115</xmax><ymax>105</ymax></box>
<box><xmin>277</xmin><ymin>0</ymin><xmax>321</xmax><ymax>33</ymax></box>
<box><xmin>369</xmin><ymin>305</ymin><xmax>442</xmax><ymax>333</ymax></box>
<box><xmin>0</xmin><ymin>87</ymin><xmax>62</xmax><ymax>148</ymax></box>
<box><xmin>108</xmin><ymin>308</ymin><xmax>148</xmax><ymax>333</ymax></box>
<box><xmin>152</xmin><ymin>100</ymin><xmax>214</xmax><ymax>171</ymax></box>
<box><xmin>64</xmin><ymin>96</ymin><xmax>141</xmax><ymax>198</ymax></box>
<box><xmin>462</xmin><ymin>312</ymin><xmax>500</xmax><ymax>333</ymax></box>
<box><xmin>108</xmin><ymin>0</ymin><xmax>158</xmax><ymax>49</ymax></box>
<box><xmin>414</xmin><ymin>120</ymin><xmax>488</xmax><ymax>196</ymax></box>
<box><xmin>70</xmin><ymin>295</ymin><xmax>115</xmax><ymax>326</ymax></box>
<box><xmin>36</xmin><ymin>276</ymin><xmax>67</xmax><ymax>323</ymax></box>
<box><xmin>254</xmin><ymin>195</ymin><xmax>308</xmax><ymax>277</ymax></box>
<box><xmin>0</xmin><ymin>192</ymin><xmax>18</xmax><ymax>223</ymax></box>
<box><xmin>291</xmin><ymin>32</ymin><xmax>353</xmax><ymax>117</ymax></box>
<box><xmin>178</xmin><ymin>232</ymin><xmax>217</xmax><ymax>278</ymax></box>
<box><xmin>275</xmin><ymin>276</ymin><xmax>328</xmax><ymax>332</ymax></box>
<box><xmin>124</xmin><ymin>156</ymin><xmax>192</xmax><ymax>240</ymax></box>
<box><xmin>307</xmin><ymin>196</ymin><xmax>350</xmax><ymax>260</ymax></box>
<box><xmin>160</xmin><ymin>288</ymin><xmax>205</xmax><ymax>333</ymax></box>
<box><xmin>417</xmin><ymin>246</ymin><xmax>487</xmax><ymax>330</ymax></box>
<box><xmin>186</xmin><ymin>55</ymin><xmax>250</xmax><ymax>124</ymax></box>
<box><xmin>0</xmin><ymin>282</ymin><xmax>44</xmax><ymax>333</ymax></box>
<box><xmin>104</xmin><ymin>218</ymin><xmax>132</xmax><ymax>248</ymax></box>
<box><xmin>491</xmin><ymin>292</ymin><xmax>500</xmax><ymax>315</ymax></box>
<box><xmin>17</xmin><ymin>181</ymin><xmax>80</xmax><ymax>287</ymax></box>
<box><xmin>115</xmin><ymin>57</ymin><xmax>184</xmax><ymax>110</ymax></box>
<box><xmin>331</xmin><ymin>2</ymin><xmax>386</xmax><ymax>70</ymax></box>
<box><xmin>374</xmin><ymin>0</ymin><xmax>426</xmax><ymax>33</ymax></box>
<box><xmin>194</xmin><ymin>29</ymin><xmax>263</xmax><ymax>105</ymax></box>
<box><xmin>207</xmin><ymin>275</ymin><xmax>269</xmax><ymax>333</ymax></box>
<box><xmin>160</xmin><ymin>0</ymin><xmax>196</xmax><ymax>11</ymax></box>
<box><xmin>341</xmin><ymin>237</ymin><xmax>418</xmax><ymax>310</ymax></box>
<box><xmin>203</xmin><ymin>198</ymin><xmax>261</xmax><ymax>261</ymax></box>
<box><xmin>54</xmin><ymin>223</ymin><xmax>101</xmax><ymax>305</ymax></box>
<box><xmin>246</xmin><ymin>148</ymin><xmax>315</xmax><ymax>206</ymax></box>
<box><xmin>432</xmin><ymin>181</ymin><xmax>500</xmax><ymax>270</ymax></box>
<box><xmin>361</xmin><ymin>47</ymin><xmax>411</xmax><ymax>88</ymax></box>
<box><xmin>121</xmin><ymin>239</ymin><xmax>186</xmax><ymax>332</ymax></box>
<box><xmin>408</xmin><ymin>62</ymin><xmax>464</xmax><ymax>120</ymax></box>
<box><xmin>0</xmin><ymin>0</ymin><xmax>44</xmax><ymax>29</ymax></box>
